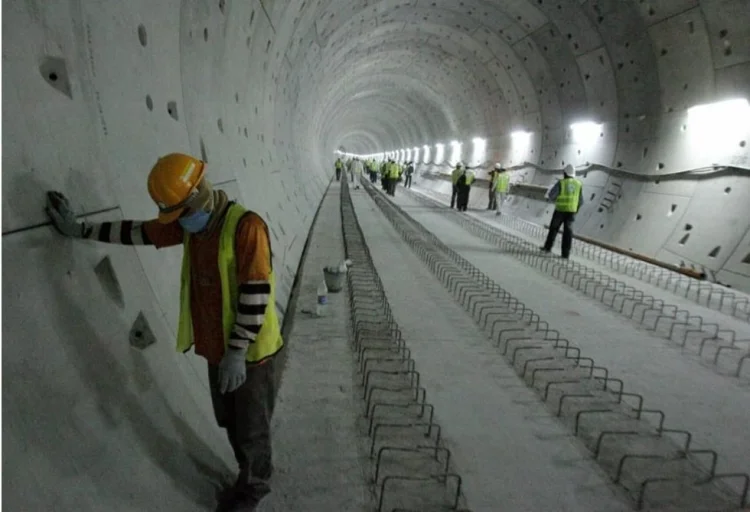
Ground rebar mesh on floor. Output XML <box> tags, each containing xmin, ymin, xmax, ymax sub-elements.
<box><xmin>415</xmin><ymin>186</ymin><xmax>750</xmax><ymax>325</ymax></box>
<box><xmin>363</xmin><ymin>180</ymin><xmax>748</xmax><ymax>511</ymax></box>
<box><xmin>340</xmin><ymin>175</ymin><xmax>472</xmax><ymax>512</ymax></box>
<box><xmin>406</xmin><ymin>189</ymin><xmax>750</xmax><ymax>382</ymax></box>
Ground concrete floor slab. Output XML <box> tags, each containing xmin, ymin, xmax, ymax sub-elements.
<box><xmin>351</xmin><ymin>188</ymin><xmax>633</xmax><ymax>512</ymax></box>
<box><xmin>386</xmin><ymin>187</ymin><xmax>750</xmax><ymax>489</ymax></box>
<box><xmin>257</xmin><ymin>182</ymin><xmax>372</xmax><ymax>511</ymax></box>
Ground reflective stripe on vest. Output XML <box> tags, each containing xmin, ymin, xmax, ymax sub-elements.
<box><xmin>495</xmin><ymin>174</ymin><xmax>510</xmax><ymax>193</ymax></box>
<box><xmin>176</xmin><ymin>203</ymin><xmax>284</xmax><ymax>363</ymax></box>
<box><xmin>555</xmin><ymin>178</ymin><xmax>582</xmax><ymax>213</ymax></box>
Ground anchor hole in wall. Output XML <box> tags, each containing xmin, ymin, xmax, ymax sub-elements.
<box><xmin>668</xmin><ymin>204</ymin><xmax>677</xmax><ymax>216</ymax></box>
<box><xmin>600</xmin><ymin>224</ymin><xmax>604</xmax><ymax>229</ymax></box>
<box><xmin>720</xmin><ymin>29</ymin><xmax>728</xmax><ymax>38</ymax></box>
<box><xmin>642</xmin><ymin>147</ymin><xmax>648</xmax><ymax>158</ymax></box>
<box><xmin>235</xmin><ymin>92</ymin><xmax>239</xmax><ymax>103</ymax></box>
<box><xmin>636</xmin><ymin>214</ymin><xmax>642</xmax><ymax>221</ymax></box>
<box><xmin>679</xmin><ymin>233</ymin><xmax>690</xmax><ymax>245</ymax></box>
<box><xmin>655</xmin><ymin>179</ymin><xmax>660</xmax><ymax>184</ymax></box>
<box><xmin>204</xmin><ymin>28</ymin><xmax>208</xmax><ymax>41</ymax></box>
<box><xmin>94</xmin><ymin>256</ymin><xmax>125</xmax><ymax>308</ymax></box>
<box><xmin>219</xmin><ymin>0</ymin><xmax>226</xmax><ymax>14</ymax></box>
<box><xmin>243</xmin><ymin>158</ymin><xmax>247</xmax><ymax>168</ymax></box>
<box><xmin>137</xmin><ymin>24</ymin><xmax>147</xmax><ymax>46</ymax></box>
<box><xmin>167</xmin><ymin>101</ymin><xmax>178</xmax><ymax>121</ymax></box>
<box><xmin>217</xmin><ymin>118</ymin><xmax>224</xmax><ymax>133</ymax></box>
<box><xmin>742</xmin><ymin>252</ymin><xmax>750</xmax><ymax>264</ymax></box>
<box><xmin>661</xmin><ymin>48</ymin><xmax>668</xmax><ymax>56</ymax></box>
<box><xmin>724</xmin><ymin>42</ymin><xmax>732</xmax><ymax>56</ymax></box>
<box><xmin>658</xmin><ymin>163</ymin><xmax>665</xmax><ymax>170</ymax></box>
<box><xmin>130</xmin><ymin>312</ymin><xmax>156</xmax><ymax>350</ymax></box>
<box><xmin>145</xmin><ymin>95</ymin><xmax>153</xmax><ymax>111</ymax></box>
<box><xmin>724</xmin><ymin>187</ymin><xmax>731</xmax><ymax>194</ymax></box>
<box><xmin>685</xmin><ymin>223</ymin><xmax>693</xmax><ymax>231</ymax></box>
<box><xmin>39</xmin><ymin>57</ymin><xmax>73</xmax><ymax>99</ymax></box>
<box><xmin>648</xmin><ymin>7</ymin><xmax>655</xmax><ymax>15</ymax></box>
<box><xmin>687</xmin><ymin>21</ymin><xmax>694</xmax><ymax>34</ymax></box>
<box><xmin>708</xmin><ymin>246</ymin><xmax>721</xmax><ymax>258</ymax></box>
<box><xmin>200</xmin><ymin>137</ymin><xmax>208</xmax><ymax>162</ymax></box>
<box><xmin>740</xmin><ymin>140</ymin><xmax>746</xmax><ymax>148</ymax></box>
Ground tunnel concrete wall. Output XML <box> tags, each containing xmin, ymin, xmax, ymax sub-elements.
<box><xmin>2</xmin><ymin>0</ymin><xmax>750</xmax><ymax>509</ymax></box>
<box><xmin>2</xmin><ymin>1</ymin><xmax>328</xmax><ymax>508</ymax></box>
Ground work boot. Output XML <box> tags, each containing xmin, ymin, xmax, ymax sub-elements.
<box><xmin>216</xmin><ymin>481</ymin><xmax>271</xmax><ymax>512</ymax></box>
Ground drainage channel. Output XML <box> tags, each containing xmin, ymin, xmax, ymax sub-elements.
<box><xmin>339</xmin><ymin>175</ymin><xmax>472</xmax><ymax>512</ymax></box>
<box><xmin>361</xmin><ymin>180</ymin><xmax>749</xmax><ymax>511</ymax></box>
<box><xmin>405</xmin><ymin>190</ymin><xmax>750</xmax><ymax>382</ymax></box>
<box><xmin>414</xmin><ymin>187</ymin><xmax>750</xmax><ymax>323</ymax></box>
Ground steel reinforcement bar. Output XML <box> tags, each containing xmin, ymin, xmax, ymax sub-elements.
<box><xmin>413</xmin><ymin>187</ymin><xmax>750</xmax><ymax>324</ymax></box>
<box><xmin>360</xmin><ymin>179</ymin><xmax>748</xmax><ymax>511</ymax></box>
<box><xmin>405</xmin><ymin>189</ymin><xmax>750</xmax><ymax>381</ymax></box>
<box><xmin>339</xmin><ymin>175</ymin><xmax>472</xmax><ymax>512</ymax></box>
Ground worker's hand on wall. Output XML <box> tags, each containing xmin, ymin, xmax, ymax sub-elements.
<box><xmin>218</xmin><ymin>346</ymin><xmax>248</xmax><ymax>394</ymax></box>
<box><xmin>45</xmin><ymin>191</ymin><xmax>87</xmax><ymax>238</ymax></box>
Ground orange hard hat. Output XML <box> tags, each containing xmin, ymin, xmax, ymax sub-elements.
<box><xmin>147</xmin><ymin>153</ymin><xmax>206</xmax><ymax>224</ymax></box>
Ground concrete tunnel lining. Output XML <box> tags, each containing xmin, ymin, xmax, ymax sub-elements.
<box><xmin>3</xmin><ymin>0</ymin><xmax>750</xmax><ymax>510</ymax></box>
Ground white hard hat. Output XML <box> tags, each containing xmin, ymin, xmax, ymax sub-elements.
<box><xmin>494</xmin><ymin>163</ymin><xmax>503</xmax><ymax>170</ymax></box>
<box><xmin>564</xmin><ymin>164</ymin><xmax>576</xmax><ymax>177</ymax></box>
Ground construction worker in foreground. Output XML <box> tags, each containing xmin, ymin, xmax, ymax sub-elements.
<box><xmin>488</xmin><ymin>164</ymin><xmax>510</xmax><ymax>216</ymax></box>
<box><xmin>450</xmin><ymin>162</ymin><xmax>463</xmax><ymax>208</ymax></box>
<box><xmin>542</xmin><ymin>164</ymin><xmax>584</xmax><ymax>259</ymax></box>
<box><xmin>45</xmin><ymin>153</ymin><xmax>283</xmax><ymax>512</ymax></box>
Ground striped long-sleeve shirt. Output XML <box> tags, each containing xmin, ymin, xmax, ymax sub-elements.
<box><xmin>82</xmin><ymin>209</ymin><xmax>273</xmax><ymax>364</ymax></box>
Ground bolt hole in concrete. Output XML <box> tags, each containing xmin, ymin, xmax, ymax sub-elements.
<box><xmin>725</xmin><ymin>187</ymin><xmax>731</xmax><ymax>194</ymax></box>
<box><xmin>217</xmin><ymin>118</ymin><xmax>224</xmax><ymax>133</ymax></box>
<box><xmin>709</xmin><ymin>246</ymin><xmax>721</xmax><ymax>258</ymax></box>
<box><xmin>679</xmin><ymin>233</ymin><xmax>690</xmax><ymax>245</ymax></box>
<box><xmin>137</xmin><ymin>24</ymin><xmax>147</xmax><ymax>46</ymax></box>
<box><xmin>685</xmin><ymin>223</ymin><xmax>693</xmax><ymax>231</ymax></box>
<box><xmin>741</xmin><ymin>140</ymin><xmax>747</xmax><ymax>147</ymax></box>
<box><xmin>204</xmin><ymin>27</ymin><xmax>208</xmax><ymax>41</ymax></box>
<box><xmin>146</xmin><ymin>95</ymin><xmax>153</xmax><ymax>111</ymax></box>
<box><xmin>669</xmin><ymin>204</ymin><xmax>677</xmax><ymax>215</ymax></box>
<box><xmin>636</xmin><ymin>214</ymin><xmax>642</xmax><ymax>220</ymax></box>
<box><xmin>39</xmin><ymin>56</ymin><xmax>73</xmax><ymax>98</ymax></box>
<box><xmin>743</xmin><ymin>252</ymin><xmax>750</xmax><ymax>264</ymax></box>
<box><xmin>167</xmin><ymin>101</ymin><xmax>178</xmax><ymax>120</ymax></box>
<box><xmin>94</xmin><ymin>256</ymin><xmax>125</xmax><ymax>308</ymax></box>
<box><xmin>200</xmin><ymin>137</ymin><xmax>208</xmax><ymax>162</ymax></box>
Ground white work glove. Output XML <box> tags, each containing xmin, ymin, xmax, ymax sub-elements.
<box><xmin>218</xmin><ymin>347</ymin><xmax>248</xmax><ymax>394</ymax></box>
<box><xmin>45</xmin><ymin>191</ymin><xmax>87</xmax><ymax>238</ymax></box>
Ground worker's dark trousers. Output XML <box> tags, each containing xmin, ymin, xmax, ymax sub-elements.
<box><xmin>487</xmin><ymin>189</ymin><xmax>496</xmax><ymax>210</ymax></box>
<box><xmin>457</xmin><ymin>186</ymin><xmax>470</xmax><ymax>211</ymax></box>
<box><xmin>543</xmin><ymin>210</ymin><xmax>576</xmax><ymax>258</ymax></box>
<box><xmin>335</xmin><ymin>168</ymin><xmax>341</xmax><ymax>181</ymax></box>
<box><xmin>404</xmin><ymin>175</ymin><xmax>412</xmax><ymax>188</ymax></box>
<box><xmin>450</xmin><ymin>185</ymin><xmax>458</xmax><ymax>208</ymax></box>
<box><xmin>209</xmin><ymin>358</ymin><xmax>276</xmax><ymax>488</ymax></box>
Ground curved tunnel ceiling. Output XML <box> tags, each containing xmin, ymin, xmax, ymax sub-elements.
<box><xmin>2</xmin><ymin>0</ymin><xmax>750</xmax><ymax>509</ymax></box>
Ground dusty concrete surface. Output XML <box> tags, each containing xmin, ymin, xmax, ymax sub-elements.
<box><xmin>258</xmin><ymin>182</ymin><xmax>372</xmax><ymax>511</ymax></box>
<box><xmin>386</xmin><ymin>186</ymin><xmax>750</xmax><ymax>490</ymax></box>
<box><xmin>351</xmin><ymin>187</ymin><xmax>633</xmax><ymax>511</ymax></box>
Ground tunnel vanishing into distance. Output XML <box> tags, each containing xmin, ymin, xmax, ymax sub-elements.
<box><xmin>2</xmin><ymin>0</ymin><xmax>750</xmax><ymax>510</ymax></box>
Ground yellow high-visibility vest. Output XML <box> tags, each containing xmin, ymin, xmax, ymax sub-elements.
<box><xmin>176</xmin><ymin>203</ymin><xmax>283</xmax><ymax>363</ymax></box>
<box><xmin>556</xmin><ymin>178</ymin><xmax>582</xmax><ymax>213</ymax></box>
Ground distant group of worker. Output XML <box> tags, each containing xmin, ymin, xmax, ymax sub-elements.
<box><xmin>334</xmin><ymin>156</ymin><xmax>583</xmax><ymax>260</ymax></box>
<box><xmin>334</xmin><ymin>156</ymin><xmax>415</xmax><ymax>196</ymax></box>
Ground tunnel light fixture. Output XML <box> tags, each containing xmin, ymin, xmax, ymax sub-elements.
<box><xmin>570</xmin><ymin>121</ymin><xmax>602</xmax><ymax>144</ymax></box>
<box><xmin>435</xmin><ymin>143</ymin><xmax>445</xmax><ymax>164</ymax></box>
<box><xmin>511</xmin><ymin>130</ymin><xmax>531</xmax><ymax>140</ymax></box>
<box><xmin>687</xmin><ymin>98</ymin><xmax>750</xmax><ymax>131</ymax></box>
<box><xmin>471</xmin><ymin>137</ymin><xmax>487</xmax><ymax>166</ymax></box>
<box><xmin>686</xmin><ymin>97</ymin><xmax>750</xmax><ymax>153</ymax></box>
<box><xmin>423</xmin><ymin>145</ymin><xmax>431</xmax><ymax>163</ymax></box>
<box><xmin>449</xmin><ymin>140</ymin><xmax>463</xmax><ymax>166</ymax></box>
